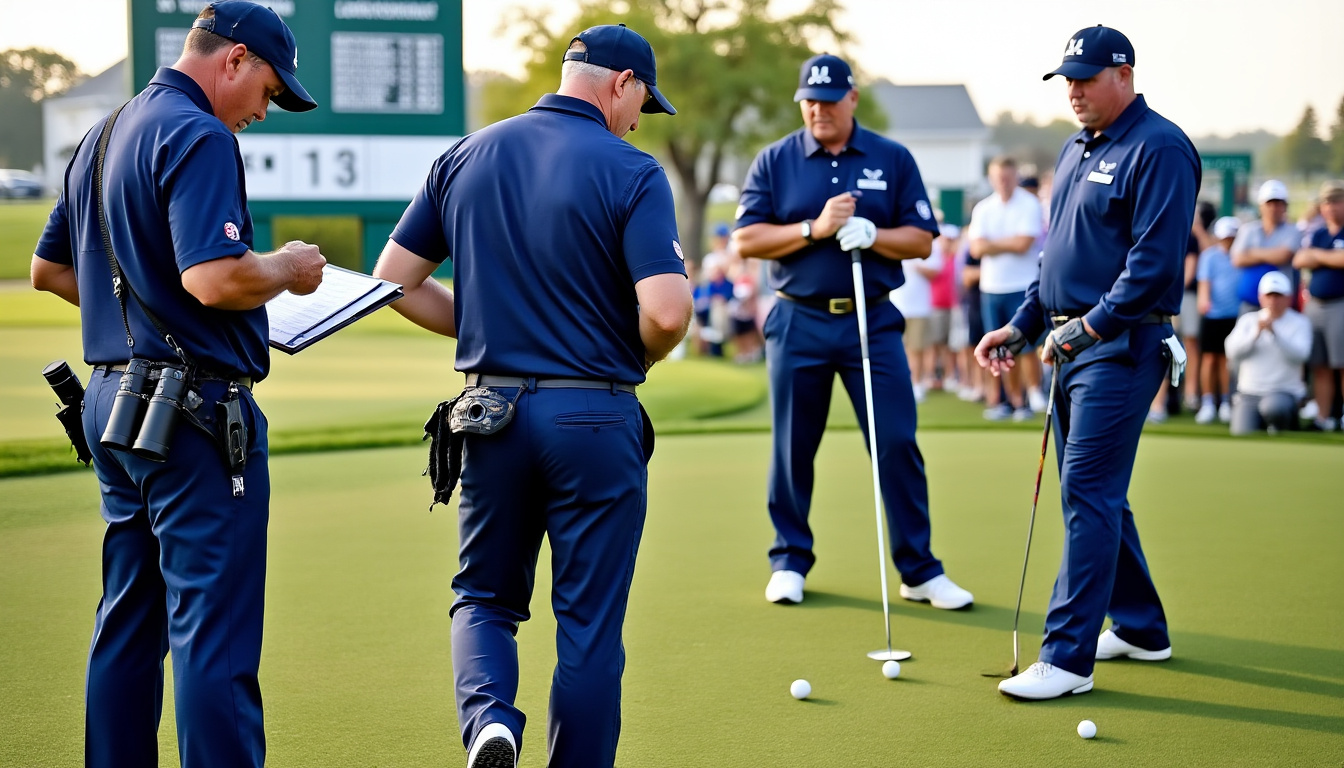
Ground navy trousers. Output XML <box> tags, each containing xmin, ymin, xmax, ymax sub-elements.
<box><xmin>763</xmin><ymin>298</ymin><xmax>943</xmax><ymax>586</ymax></box>
<box><xmin>449</xmin><ymin>386</ymin><xmax>649</xmax><ymax>768</ymax></box>
<box><xmin>81</xmin><ymin>369</ymin><xmax>270</xmax><ymax>768</ymax></box>
<box><xmin>1039</xmin><ymin>324</ymin><xmax>1171</xmax><ymax>677</ymax></box>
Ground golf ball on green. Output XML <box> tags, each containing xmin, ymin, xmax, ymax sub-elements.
<box><xmin>790</xmin><ymin>679</ymin><xmax>811</xmax><ymax>700</ymax></box>
<box><xmin>1077</xmin><ymin>719</ymin><xmax>1097</xmax><ymax>739</ymax></box>
<box><xmin>882</xmin><ymin>660</ymin><xmax>901</xmax><ymax>679</ymax></box>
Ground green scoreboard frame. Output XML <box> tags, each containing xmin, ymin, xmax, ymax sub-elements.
<box><xmin>129</xmin><ymin>0</ymin><xmax>464</xmax><ymax>270</ymax></box>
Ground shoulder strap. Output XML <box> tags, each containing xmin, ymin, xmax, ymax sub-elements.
<box><xmin>93</xmin><ymin>104</ymin><xmax>195</xmax><ymax>369</ymax></box>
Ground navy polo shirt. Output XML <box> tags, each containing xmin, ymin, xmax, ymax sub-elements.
<box><xmin>1010</xmin><ymin>95</ymin><xmax>1200</xmax><ymax>341</ymax></box>
<box><xmin>1307</xmin><ymin>226</ymin><xmax>1344</xmax><ymax>300</ymax></box>
<box><xmin>390</xmin><ymin>94</ymin><xmax>686</xmax><ymax>383</ymax></box>
<box><xmin>735</xmin><ymin>120</ymin><xmax>939</xmax><ymax>299</ymax></box>
<box><xmin>35</xmin><ymin>68</ymin><xmax>266</xmax><ymax>379</ymax></box>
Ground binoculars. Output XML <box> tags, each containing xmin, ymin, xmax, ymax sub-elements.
<box><xmin>101</xmin><ymin>360</ymin><xmax>190</xmax><ymax>462</ymax></box>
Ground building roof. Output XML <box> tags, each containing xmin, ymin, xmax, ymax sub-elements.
<box><xmin>867</xmin><ymin>82</ymin><xmax>987</xmax><ymax>136</ymax></box>
<box><xmin>61</xmin><ymin>59</ymin><xmax>130</xmax><ymax>101</ymax></box>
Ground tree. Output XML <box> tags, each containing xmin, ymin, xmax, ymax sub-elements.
<box><xmin>0</xmin><ymin>48</ymin><xmax>82</xmax><ymax>170</ymax></box>
<box><xmin>1277</xmin><ymin>105</ymin><xmax>1329</xmax><ymax>179</ymax></box>
<box><xmin>988</xmin><ymin>111</ymin><xmax>1078</xmax><ymax>174</ymax></box>
<box><xmin>481</xmin><ymin>0</ymin><xmax>884</xmax><ymax>265</ymax></box>
<box><xmin>1329</xmin><ymin>95</ymin><xmax>1344</xmax><ymax>177</ymax></box>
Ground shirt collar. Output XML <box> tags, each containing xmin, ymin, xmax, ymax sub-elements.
<box><xmin>150</xmin><ymin>67</ymin><xmax>215</xmax><ymax>115</ymax></box>
<box><xmin>801</xmin><ymin>119</ymin><xmax>869</xmax><ymax>157</ymax></box>
<box><xmin>1073</xmin><ymin>93</ymin><xmax>1149</xmax><ymax>147</ymax></box>
<box><xmin>530</xmin><ymin>94</ymin><xmax>609</xmax><ymax>129</ymax></box>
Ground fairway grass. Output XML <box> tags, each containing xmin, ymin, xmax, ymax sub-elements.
<box><xmin>2</xmin><ymin>432</ymin><xmax>1340</xmax><ymax>766</ymax></box>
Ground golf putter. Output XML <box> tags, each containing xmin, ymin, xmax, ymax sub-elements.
<box><xmin>849</xmin><ymin>246</ymin><xmax>911</xmax><ymax>664</ymax></box>
<box><xmin>983</xmin><ymin>357</ymin><xmax>1059</xmax><ymax>679</ymax></box>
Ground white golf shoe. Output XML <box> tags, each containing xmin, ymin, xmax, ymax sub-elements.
<box><xmin>1095</xmin><ymin>628</ymin><xmax>1172</xmax><ymax>661</ymax></box>
<box><xmin>765</xmin><ymin>570</ymin><xmax>805</xmax><ymax>604</ymax></box>
<box><xmin>899</xmin><ymin>574</ymin><xmax>973</xmax><ymax>610</ymax></box>
<box><xmin>998</xmin><ymin>662</ymin><xmax>1094</xmax><ymax>700</ymax></box>
<box><xmin>467</xmin><ymin>722</ymin><xmax>516</xmax><ymax>768</ymax></box>
<box><xmin>1195</xmin><ymin>401</ymin><xmax>1217</xmax><ymax>424</ymax></box>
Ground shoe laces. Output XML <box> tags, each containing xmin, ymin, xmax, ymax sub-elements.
<box><xmin>1024</xmin><ymin>662</ymin><xmax>1056</xmax><ymax>678</ymax></box>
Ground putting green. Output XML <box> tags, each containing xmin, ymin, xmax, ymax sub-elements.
<box><xmin>1</xmin><ymin>431</ymin><xmax>1340</xmax><ymax>766</ymax></box>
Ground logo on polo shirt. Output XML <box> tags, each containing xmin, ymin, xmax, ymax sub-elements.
<box><xmin>1065</xmin><ymin>38</ymin><xmax>1084</xmax><ymax>57</ymax></box>
<box><xmin>857</xmin><ymin>168</ymin><xmax>887</xmax><ymax>191</ymax></box>
<box><xmin>672</xmin><ymin>240</ymin><xmax>683</xmax><ymax>260</ymax></box>
<box><xmin>807</xmin><ymin>66</ymin><xmax>831</xmax><ymax>85</ymax></box>
<box><xmin>916</xmin><ymin>200</ymin><xmax>932</xmax><ymax>220</ymax></box>
<box><xmin>1099</xmin><ymin>160</ymin><xmax>1117</xmax><ymax>174</ymax></box>
<box><xmin>223</xmin><ymin>222</ymin><xmax>240</xmax><ymax>241</ymax></box>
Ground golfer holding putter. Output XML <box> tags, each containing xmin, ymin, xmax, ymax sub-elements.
<box><xmin>976</xmin><ymin>25</ymin><xmax>1199</xmax><ymax>700</ymax></box>
<box><xmin>733</xmin><ymin>53</ymin><xmax>972</xmax><ymax>611</ymax></box>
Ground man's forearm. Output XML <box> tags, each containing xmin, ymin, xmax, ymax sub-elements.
<box><xmin>389</xmin><ymin>277</ymin><xmax>457</xmax><ymax>338</ymax></box>
<box><xmin>1233</xmin><ymin>246</ymin><xmax>1293</xmax><ymax>267</ymax></box>
<box><xmin>870</xmin><ymin>225</ymin><xmax>933</xmax><ymax>261</ymax></box>
<box><xmin>732</xmin><ymin>222</ymin><xmax>808</xmax><ymax>261</ymax></box>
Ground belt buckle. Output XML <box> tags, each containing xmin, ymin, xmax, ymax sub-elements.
<box><xmin>828</xmin><ymin>297</ymin><xmax>854</xmax><ymax>314</ymax></box>
<box><xmin>1050</xmin><ymin>315</ymin><xmax>1070</xmax><ymax>327</ymax></box>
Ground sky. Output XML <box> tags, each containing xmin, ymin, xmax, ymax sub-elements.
<box><xmin>1</xmin><ymin>0</ymin><xmax>1340</xmax><ymax>137</ymax></box>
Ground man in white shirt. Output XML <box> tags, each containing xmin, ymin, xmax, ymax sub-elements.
<box><xmin>968</xmin><ymin>156</ymin><xmax>1046</xmax><ymax>420</ymax></box>
<box><xmin>891</xmin><ymin>248</ymin><xmax>943</xmax><ymax>401</ymax></box>
<box><xmin>1225</xmin><ymin>271</ymin><xmax>1313</xmax><ymax>435</ymax></box>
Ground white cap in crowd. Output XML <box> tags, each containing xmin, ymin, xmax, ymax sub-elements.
<box><xmin>939</xmin><ymin>223</ymin><xmax>961</xmax><ymax>239</ymax></box>
<box><xmin>1212</xmin><ymin>216</ymin><xmax>1241</xmax><ymax>240</ymax></box>
<box><xmin>1258</xmin><ymin>271</ymin><xmax>1292</xmax><ymax>296</ymax></box>
<box><xmin>1256</xmin><ymin>179</ymin><xmax>1289</xmax><ymax>204</ymax></box>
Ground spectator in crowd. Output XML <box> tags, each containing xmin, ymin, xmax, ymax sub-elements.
<box><xmin>730</xmin><ymin>251</ymin><xmax>765</xmax><ymax>363</ymax></box>
<box><xmin>693</xmin><ymin>253</ymin><xmax>734</xmax><ymax>357</ymax></box>
<box><xmin>968</xmin><ymin>156</ymin><xmax>1046</xmax><ymax>421</ymax></box>
<box><xmin>1152</xmin><ymin>201</ymin><xmax>1216</xmax><ymax>422</ymax></box>
<box><xmin>1294</xmin><ymin>180</ymin><xmax>1344</xmax><ymax>431</ymax></box>
<box><xmin>1225</xmin><ymin>271</ymin><xmax>1312</xmax><ymax>435</ymax></box>
<box><xmin>1298</xmin><ymin>201</ymin><xmax>1326</xmax><ymax>241</ymax></box>
<box><xmin>958</xmin><ymin>236</ymin><xmax>988</xmax><ymax>402</ymax></box>
<box><xmin>924</xmin><ymin>223</ymin><xmax>960</xmax><ymax>392</ymax></box>
<box><xmin>1232</xmin><ymin>180</ymin><xmax>1300</xmax><ymax>314</ymax></box>
<box><xmin>891</xmin><ymin>242</ymin><xmax>942</xmax><ymax>402</ymax></box>
<box><xmin>1196</xmin><ymin>216</ymin><xmax>1242</xmax><ymax>424</ymax></box>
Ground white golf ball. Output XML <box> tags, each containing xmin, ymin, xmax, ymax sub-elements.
<box><xmin>882</xmin><ymin>660</ymin><xmax>901</xmax><ymax>679</ymax></box>
<box><xmin>1077</xmin><ymin>719</ymin><xmax>1097</xmax><ymax>739</ymax></box>
<box><xmin>790</xmin><ymin>679</ymin><xmax>811</xmax><ymax>700</ymax></box>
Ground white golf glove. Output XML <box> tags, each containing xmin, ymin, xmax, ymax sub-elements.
<box><xmin>836</xmin><ymin>216</ymin><xmax>877</xmax><ymax>251</ymax></box>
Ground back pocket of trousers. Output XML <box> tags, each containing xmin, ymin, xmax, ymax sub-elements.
<box><xmin>555</xmin><ymin>412</ymin><xmax>626</xmax><ymax>431</ymax></box>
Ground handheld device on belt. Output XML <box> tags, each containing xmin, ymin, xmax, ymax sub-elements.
<box><xmin>219</xmin><ymin>382</ymin><xmax>248</xmax><ymax>497</ymax></box>
<box><xmin>42</xmin><ymin>360</ymin><xmax>92</xmax><ymax>466</ymax></box>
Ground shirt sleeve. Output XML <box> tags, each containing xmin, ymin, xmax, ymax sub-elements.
<box><xmin>1196</xmin><ymin>250</ymin><xmax>1211</xmax><ymax>281</ymax></box>
<box><xmin>1008</xmin><ymin>261</ymin><xmax>1047</xmax><ymax>339</ymax></box>
<box><xmin>33</xmin><ymin>193</ymin><xmax>72</xmax><ymax>265</ymax></box>
<box><xmin>165</xmin><ymin>131</ymin><xmax>251</xmax><ymax>271</ymax></box>
<box><xmin>1223</xmin><ymin>314</ymin><xmax>1257</xmax><ymax>361</ymax></box>
<box><xmin>734</xmin><ymin>150</ymin><xmax>776</xmax><ymax>228</ymax></box>
<box><xmin>1015</xmin><ymin>195</ymin><xmax>1044</xmax><ymax>239</ymax></box>
<box><xmin>390</xmin><ymin>154</ymin><xmax>452</xmax><ymax>263</ymax></box>
<box><xmin>623</xmin><ymin>164</ymin><xmax>687</xmax><ymax>282</ymax></box>
<box><xmin>1229</xmin><ymin>226</ymin><xmax>1251</xmax><ymax>260</ymax></box>
<box><xmin>1084</xmin><ymin>143</ymin><xmax>1199</xmax><ymax>339</ymax></box>
<box><xmin>1276</xmin><ymin>313</ymin><xmax>1314</xmax><ymax>363</ymax></box>
<box><xmin>965</xmin><ymin>200</ymin><xmax>984</xmax><ymax>240</ymax></box>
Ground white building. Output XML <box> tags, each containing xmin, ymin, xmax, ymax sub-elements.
<box><xmin>868</xmin><ymin>82</ymin><xmax>989</xmax><ymax>226</ymax></box>
<box><xmin>41</xmin><ymin>61</ymin><xmax>130</xmax><ymax>191</ymax></box>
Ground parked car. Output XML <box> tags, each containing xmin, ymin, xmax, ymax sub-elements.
<box><xmin>0</xmin><ymin>169</ymin><xmax>46</xmax><ymax>199</ymax></box>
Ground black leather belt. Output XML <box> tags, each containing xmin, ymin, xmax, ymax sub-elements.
<box><xmin>1048</xmin><ymin>312</ymin><xmax>1172</xmax><ymax>328</ymax></box>
<box><xmin>94</xmin><ymin>363</ymin><xmax>253</xmax><ymax>390</ymax></box>
<box><xmin>776</xmin><ymin>290</ymin><xmax>890</xmax><ymax>315</ymax></box>
<box><xmin>465</xmin><ymin>373</ymin><xmax>636</xmax><ymax>395</ymax></box>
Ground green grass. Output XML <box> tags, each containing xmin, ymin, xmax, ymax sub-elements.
<box><xmin>1</xmin><ymin>432</ymin><xmax>1340</xmax><ymax>766</ymax></box>
<box><xmin>0</xmin><ymin>199</ymin><xmax>53</xmax><ymax>279</ymax></box>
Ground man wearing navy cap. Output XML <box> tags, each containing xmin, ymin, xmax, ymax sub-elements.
<box><xmin>373</xmin><ymin>23</ymin><xmax>689</xmax><ymax>768</ymax></box>
<box><xmin>30</xmin><ymin>1</ymin><xmax>323</xmax><ymax>764</ymax></box>
<box><xmin>734</xmin><ymin>54</ymin><xmax>973</xmax><ymax>611</ymax></box>
<box><xmin>976</xmin><ymin>25</ymin><xmax>1200</xmax><ymax>700</ymax></box>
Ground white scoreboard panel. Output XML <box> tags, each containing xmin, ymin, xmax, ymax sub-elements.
<box><xmin>236</xmin><ymin>134</ymin><xmax>457</xmax><ymax>201</ymax></box>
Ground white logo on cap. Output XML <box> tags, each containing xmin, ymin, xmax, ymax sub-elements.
<box><xmin>916</xmin><ymin>200</ymin><xmax>932</xmax><ymax>220</ymax></box>
<box><xmin>1099</xmin><ymin>160</ymin><xmax>1117</xmax><ymax>173</ymax></box>
<box><xmin>807</xmin><ymin>66</ymin><xmax>832</xmax><ymax>85</ymax></box>
<box><xmin>293</xmin><ymin>47</ymin><xmax>299</xmax><ymax>69</ymax></box>
<box><xmin>224</xmin><ymin>222</ymin><xmax>240</xmax><ymax>241</ymax></box>
<box><xmin>672</xmin><ymin>240</ymin><xmax>684</xmax><ymax>261</ymax></box>
<box><xmin>1065</xmin><ymin>38</ymin><xmax>1084</xmax><ymax>57</ymax></box>
<box><xmin>1112</xmin><ymin>52</ymin><xmax>1126</xmax><ymax>63</ymax></box>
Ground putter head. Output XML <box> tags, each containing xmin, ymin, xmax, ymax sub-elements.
<box><xmin>867</xmin><ymin>649</ymin><xmax>912</xmax><ymax>662</ymax></box>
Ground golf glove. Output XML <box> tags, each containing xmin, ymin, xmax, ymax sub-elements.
<box><xmin>992</xmin><ymin>325</ymin><xmax>1028</xmax><ymax>360</ymax></box>
<box><xmin>837</xmin><ymin>216</ymin><xmax>877</xmax><ymax>251</ymax></box>
<box><xmin>1048</xmin><ymin>318</ymin><xmax>1098</xmax><ymax>363</ymax></box>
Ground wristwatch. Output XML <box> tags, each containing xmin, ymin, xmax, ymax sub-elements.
<box><xmin>801</xmin><ymin>219</ymin><xmax>817</xmax><ymax>244</ymax></box>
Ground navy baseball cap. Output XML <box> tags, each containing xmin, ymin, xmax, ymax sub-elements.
<box><xmin>794</xmin><ymin>53</ymin><xmax>855</xmax><ymax>103</ymax></box>
<box><xmin>1042</xmin><ymin>25</ymin><xmax>1135</xmax><ymax>81</ymax></box>
<box><xmin>563</xmin><ymin>24</ymin><xmax>675</xmax><ymax>115</ymax></box>
<box><xmin>192</xmin><ymin>0</ymin><xmax>316</xmax><ymax>112</ymax></box>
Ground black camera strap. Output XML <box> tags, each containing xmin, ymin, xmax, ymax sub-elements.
<box><xmin>92</xmin><ymin>103</ymin><xmax>195</xmax><ymax>371</ymax></box>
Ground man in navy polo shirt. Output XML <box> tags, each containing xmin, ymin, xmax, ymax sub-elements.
<box><xmin>372</xmin><ymin>24</ymin><xmax>690</xmax><ymax>768</ymax></box>
<box><xmin>1294</xmin><ymin>180</ymin><xmax>1344</xmax><ymax>431</ymax></box>
<box><xmin>733</xmin><ymin>54</ymin><xmax>973</xmax><ymax>611</ymax></box>
<box><xmin>29</xmin><ymin>2</ymin><xmax>324</xmax><ymax>764</ymax></box>
<box><xmin>976</xmin><ymin>25</ymin><xmax>1199</xmax><ymax>700</ymax></box>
